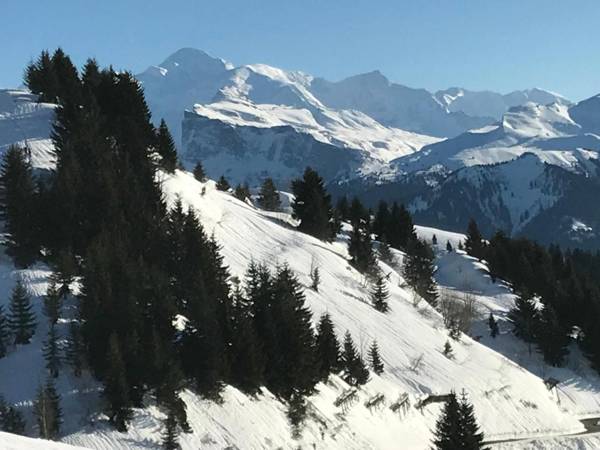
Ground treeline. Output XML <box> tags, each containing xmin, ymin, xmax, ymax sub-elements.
<box><xmin>465</xmin><ymin>219</ymin><xmax>600</xmax><ymax>370</ymax></box>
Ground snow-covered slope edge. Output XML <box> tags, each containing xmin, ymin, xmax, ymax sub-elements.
<box><xmin>63</xmin><ymin>171</ymin><xmax>586</xmax><ymax>449</ymax></box>
<box><xmin>0</xmin><ymin>169</ymin><xmax>591</xmax><ymax>449</ymax></box>
<box><xmin>0</xmin><ymin>432</ymin><xmax>89</xmax><ymax>450</ymax></box>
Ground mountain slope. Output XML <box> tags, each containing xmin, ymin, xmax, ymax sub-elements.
<box><xmin>435</xmin><ymin>87</ymin><xmax>569</xmax><ymax>121</ymax></box>
<box><xmin>0</xmin><ymin>89</ymin><xmax>56</xmax><ymax>168</ymax></box>
<box><xmin>0</xmin><ymin>170</ymin><xmax>595</xmax><ymax>449</ymax></box>
<box><xmin>310</xmin><ymin>71</ymin><xmax>493</xmax><ymax>138</ymax></box>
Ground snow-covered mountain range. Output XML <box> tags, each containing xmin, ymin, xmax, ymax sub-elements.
<box><xmin>137</xmin><ymin>48</ymin><xmax>565</xmax><ymax>185</ymax></box>
<box><xmin>136</xmin><ymin>48</ymin><xmax>599</xmax><ymax>249</ymax></box>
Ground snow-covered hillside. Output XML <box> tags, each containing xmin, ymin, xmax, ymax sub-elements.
<box><xmin>0</xmin><ymin>89</ymin><xmax>56</xmax><ymax>169</ymax></box>
<box><xmin>1</xmin><ymin>170</ymin><xmax>600</xmax><ymax>448</ymax></box>
<box><xmin>0</xmin><ymin>431</ymin><xmax>88</xmax><ymax>450</ymax></box>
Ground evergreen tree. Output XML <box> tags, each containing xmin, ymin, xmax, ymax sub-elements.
<box><xmin>268</xmin><ymin>265</ymin><xmax>318</xmax><ymax>397</ymax></box>
<box><xmin>0</xmin><ymin>395</ymin><xmax>26</xmax><ymax>434</ymax></box>
<box><xmin>104</xmin><ymin>334</ymin><xmax>132</xmax><ymax>431</ymax></box>
<box><xmin>33</xmin><ymin>379</ymin><xmax>62</xmax><ymax>440</ymax></box>
<box><xmin>229</xmin><ymin>286</ymin><xmax>264</xmax><ymax>394</ymax></box>
<box><xmin>341</xmin><ymin>331</ymin><xmax>369</xmax><ymax>386</ymax></box>
<box><xmin>488</xmin><ymin>313</ymin><xmax>499</xmax><ymax>338</ymax></box>
<box><xmin>8</xmin><ymin>279</ymin><xmax>36</xmax><ymax>345</ymax></box>
<box><xmin>443</xmin><ymin>340</ymin><xmax>454</xmax><ymax>359</ymax></box>
<box><xmin>24</xmin><ymin>50</ymin><xmax>57</xmax><ymax>102</ymax></box>
<box><xmin>155</xmin><ymin>119</ymin><xmax>178</xmax><ymax>173</ymax></box>
<box><xmin>536</xmin><ymin>304</ymin><xmax>569</xmax><ymax>367</ymax></box>
<box><xmin>52</xmin><ymin>249</ymin><xmax>76</xmax><ymax>299</ymax></box>
<box><xmin>446</xmin><ymin>240</ymin><xmax>453</xmax><ymax>252</ymax></box>
<box><xmin>310</xmin><ymin>266</ymin><xmax>321</xmax><ymax>292</ymax></box>
<box><xmin>257</xmin><ymin>177</ymin><xmax>281</xmax><ymax>211</ymax></box>
<box><xmin>378</xmin><ymin>239</ymin><xmax>395</xmax><ymax>265</ymax></box>
<box><xmin>216</xmin><ymin>175</ymin><xmax>230</xmax><ymax>191</ymax></box>
<box><xmin>368</xmin><ymin>340</ymin><xmax>384</xmax><ymax>375</ymax></box>
<box><xmin>370</xmin><ymin>273</ymin><xmax>390</xmax><ymax>313</ymax></box>
<box><xmin>335</xmin><ymin>195</ymin><xmax>349</xmax><ymax>222</ymax></box>
<box><xmin>508</xmin><ymin>290</ymin><xmax>539</xmax><ymax>355</ymax></box>
<box><xmin>234</xmin><ymin>183</ymin><xmax>251</xmax><ymax>201</ymax></box>
<box><xmin>43</xmin><ymin>323</ymin><xmax>61</xmax><ymax>378</ymax></box>
<box><xmin>465</xmin><ymin>219</ymin><xmax>485</xmax><ymax>260</ymax></box>
<box><xmin>43</xmin><ymin>280</ymin><xmax>62</xmax><ymax>325</ymax></box>
<box><xmin>291</xmin><ymin>167</ymin><xmax>335</xmax><ymax>241</ymax></box>
<box><xmin>458</xmin><ymin>391</ymin><xmax>486</xmax><ymax>449</ymax></box>
<box><xmin>432</xmin><ymin>392</ymin><xmax>462</xmax><ymax>450</ymax></box>
<box><xmin>389</xmin><ymin>202</ymin><xmax>417</xmax><ymax>251</ymax></box>
<box><xmin>348</xmin><ymin>219</ymin><xmax>376</xmax><ymax>275</ymax></box>
<box><xmin>161</xmin><ymin>409</ymin><xmax>180</xmax><ymax>450</ymax></box>
<box><xmin>193</xmin><ymin>162</ymin><xmax>206</xmax><ymax>182</ymax></box>
<box><xmin>287</xmin><ymin>391</ymin><xmax>307</xmax><ymax>439</ymax></box>
<box><xmin>402</xmin><ymin>239</ymin><xmax>438</xmax><ymax>307</ymax></box>
<box><xmin>432</xmin><ymin>234</ymin><xmax>438</xmax><ymax>245</ymax></box>
<box><xmin>0</xmin><ymin>306</ymin><xmax>9</xmax><ymax>358</ymax></box>
<box><xmin>65</xmin><ymin>321</ymin><xmax>84</xmax><ymax>377</ymax></box>
<box><xmin>315</xmin><ymin>313</ymin><xmax>341</xmax><ymax>380</ymax></box>
<box><xmin>0</xmin><ymin>145</ymin><xmax>40</xmax><ymax>267</ymax></box>
<box><xmin>372</xmin><ymin>201</ymin><xmax>390</xmax><ymax>240</ymax></box>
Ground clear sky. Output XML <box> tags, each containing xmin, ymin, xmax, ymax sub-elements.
<box><xmin>2</xmin><ymin>0</ymin><xmax>598</xmax><ymax>101</ymax></box>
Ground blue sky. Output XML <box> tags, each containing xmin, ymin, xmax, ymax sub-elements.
<box><xmin>2</xmin><ymin>0</ymin><xmax>598</xmax><ymax>100</ymax></box>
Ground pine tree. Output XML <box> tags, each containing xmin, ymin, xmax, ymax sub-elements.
<box><xmin>458</xmin><ymin>390</ymin><xmax>486</xmax><ymax>449</ymax></box>
<box><xmin>104</xmin><ymin>334</ymin><xmax>132</xmax><ymax>431</ymax></box>
<box><xmin>443</xmin><ymin>340</ymin><xmax>454</xmax><ymax>359</ymax></box>
<box><xmin>161</xmin><ymin>409</ymin><xmax>180</xmax><ymax>450</ymax></box>
<box><xmin>488</xmin><ymin>313</ymin><xmax>499</xmax><ymax>338</ymax></box>
<box><xmin>315</xmin><ymin>313</ymin><xmax>341</xmax><ymax>380</ymax></box>
<box><xmin>432</xmin><ymin>234</ymin><xmax>438</xmax><ymax>245</ymax></box>
<box><xmin>257</xmin><ymin>177</ymin><xmax>281</xmax><ymax>211</ymax></box>
<box><xmin>216</xmin><ymin>175</ymin><xmax>230</xmax><ymax>191</ymax></box>
<box><xmin>0</xmin><ymin>306</ymin><xmax>9</xmax><ymax>358</ymax></box>
<box><xmin>378</xmin><ymin>239</ymin><xmax>395</xmax><ymax>265</ymax></box>
<box><xmin>287</xmin><ymin>391</ymin><xmax>307</xmax><ymax>439</ymax></box>
<box><xmin>268</xmin><ymin>265</ymin><xmax>318</xmax><ymax>397</ymax></box>
<box><xmin>368</xmin><ymin>340</ymin><xmax>384</xmax><ymax>375</ymax></box>
<box><xmin>370</xmin><ymin>273</ymin><xmax>390</xmax><ymax>313</ymax></box>
<box><xmin>341</xmin><ymin>331</ymin><xmax>369</xmax><ymax>386</ymax></box>
<box><xmin>536</xmin><ymin>304</ymin><xmax>569</xmax><ymax>367</ymax></box>
<box><xmin>291</xmin><ymin>167</ymin><xmax>335</xmax><ymax>241</ymax></box>
<box><xmin>193</xmin><ymin>162</ymin><xmax>206</xmax><ymax>182</ymax></box>
<box><xmin>432</xmin><ymin>392</ymin><xmax>462</xmax><ymax>450</ymax></box>
<box><xmin>0</xmin><ymin>145</ymin><xmax>40</xmax><ymax>267</ymax></box>
<box><xmin>508</xmin><ymin>290</ymin><xmax>539</xmax><ymax>354</ymax></box>
<box><xmin>0</xmin><ymin>395</ymin><xmax>26</xmax><ymax>434</ymax></box>
<box><xmin>43</xmin><ymin>323</ymin><xmax>61</xmax><ymax>378</ymax></box>
<box><xmin>229</xmin><ymin>286</ymin><xmax>264</xmax><ymax>394</ymax></box>
<box><xmin>43</xmin><ymin>280</ymin><xmax>62</xmax><ymax>325</ymax></box>
<box><xmin>335</xmin><ymin>195</ymin><xmax>349</xmax><ymax>221</ymax></box>
<box><xmin>446</xmin><ymin>240</ymin><xmax>453</xmax><ymax>252</ymax></box>
<box><xmin>52</xmin><ymin>249</ymin><xmax>76</xmax><ymax>299</ymax></box>
<box><xmin>65</xmin><ymin>321</ymin><xmax>84</xmax><ymax>377</ymax></box>
<box><xmin>465</xmin><ymin>219</ymin><xmax>485</xmax><ymax>260</ymax></box>
<box><xmin>402</xmin><ymin>239</ymin><xmax>438</xmax><ymax>307</ymax></box>
<box><xmin>234</xmin><ymin>183</ymin><xmax>251</xmax><ymax>201</ymax></box>
<box><xmin>33</xmin><ymin>379</ymin><xmax>62</xmax><ymax>440</ymax></box>
<box><xmin>8</xmin><ymin>279</ymin><xmax>36</xmax><ymax>345</ymax></box>
<box><xmin>309</xmin><ymin>261</ymin><xmax>321</xmax><ymax>292</ymax></box>
<box><xmin>348</xmin><ymin>219</ymin><xmax>376</xmax><ymax>275</ymax></box>
<box><xmin>155</xmin><ymin>119</ymin><xmax>178</xmax><ymax>173</ymax></box>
